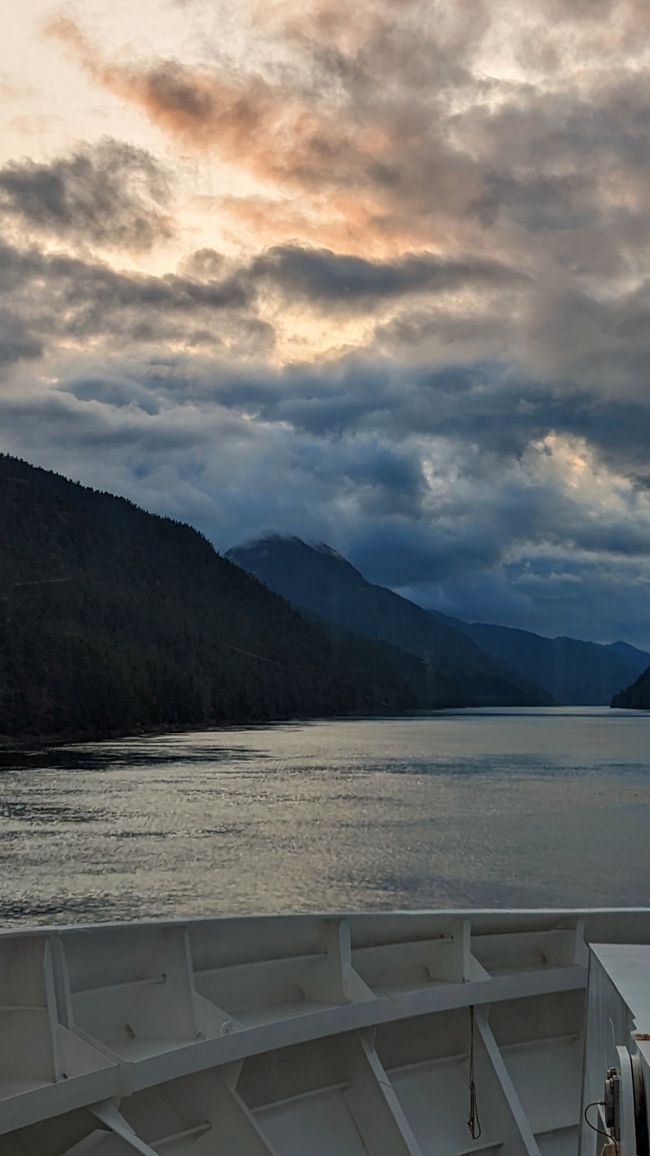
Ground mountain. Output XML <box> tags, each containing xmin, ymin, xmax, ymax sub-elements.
<box><xmin>0</xmin><ymin>456</ymin><xmax>477</xmax><ymax>741</ymax></box>
<box><xmin>438</xmin><ymin>618</ymin><xmax>650</xmax><ymax>706</ymax></box>
<box><xmin>226</xmin><ymin>536</ymin><xmax>550</xmax><ymax>707</ymax></box>
<box><xmin>228</xmin><ymin>535</ymin><xmax>650</xmax><ymax>707</ymax></box>
<box><xmin>611</xmin><ymin>664</ymin><xmax>650</xmax><ymax>709</ymax></box>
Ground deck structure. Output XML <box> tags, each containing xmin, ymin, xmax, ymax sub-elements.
<box><xmin>1</xmin><ymin>909</ymin><xmax>649</xmax><ymax>1155</ymax></box>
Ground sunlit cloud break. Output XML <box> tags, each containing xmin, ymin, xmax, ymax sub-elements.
<box><xmin>1</xmin><ymin>0</ymin><xmax>650</xmax><ymax>645</ymax></box>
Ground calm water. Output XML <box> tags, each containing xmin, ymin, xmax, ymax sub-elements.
<box><xmin>1</xmin><ymin>707</ymin><xmax>649</xmax><ymax>926</ymax></box>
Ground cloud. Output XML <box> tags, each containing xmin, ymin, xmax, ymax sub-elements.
<box><xmin>0</xmin><ymin>231</ymin><xmax>273</xmax><ymax>363</ymax></box>
<box><xmin>44</xmin><ymin>4</ymin><xmax>486</xmax><ymax>255</ymax></box>
<box><xmin>5</xmin><ymin>338</ymin><xmax>650</xmax><ymax>643</ymax></box>
<box><xmin>249</xmin><ymin>246</ymin><xmax>523</xmax><ymax>311</ymax></box>
<box><xmin>43</xmin><ymin>0</ymin><xmax>650</xmax><ymax>268</ymax></box>
<box><xmin>0</xmin><ymin>139</ymin><xmax>174</xmax><ymax>252</ymax></box>
<box><xmin>44</xmin><ymin>16</ymin><xmax>288</xmax><ymax>152</ymax></box>
<box><xmin>0</xmin><ymin>0</ymin><xmax>646</xmax><ymax>648</ymax></box>
<box><xmin>0</xmin><ymin>316</ymin><xmax>43</xmax><ymax>366</ymax></box>
<box><xmin>4</xmin><ymin>302</ymin><xmax>650</xmax><ymax>646</ymax></box>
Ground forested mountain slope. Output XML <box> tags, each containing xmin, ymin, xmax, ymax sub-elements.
<box><xmin>611</xmin><ymin>664</ymin><xmax>650</xmax><ymax>709</ymax></box>
<box><xmin>0</xmin><ymin>456</ymin><xmax>454</xmax><ymax>740</ymax></box>
<box><xmin>227</xmin><ymin>536</ymin><xmax>549</xmax><ymax>707</ymax></box>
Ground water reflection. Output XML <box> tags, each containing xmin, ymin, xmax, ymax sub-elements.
<box><xmin>1</xmin><ymin>708</ymin><xmax>649</xmax><ymax>925</ymax></box>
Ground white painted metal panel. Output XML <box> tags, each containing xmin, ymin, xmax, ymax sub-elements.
<box><xmin>0</xmin><ymin>910</ymin><xmax>649</xmax><ymax>1156</ymax></box>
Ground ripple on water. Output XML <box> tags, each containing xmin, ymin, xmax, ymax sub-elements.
<box><xmin>1</xmin><ymin>709</ymin><xmax>649</xmax><ymax>925</ymax></box>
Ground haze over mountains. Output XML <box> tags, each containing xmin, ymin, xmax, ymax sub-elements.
<box><xmin>228</xmin><ymin>535</ymin><xmax>650</xmax><ymax>708</ymax></box>
<box><xmin>440</xmin><ymin>620</ymin><xmax>650</xmax><ymax>709</ymax></box>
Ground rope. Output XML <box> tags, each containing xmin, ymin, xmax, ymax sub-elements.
<box><xmin>467</xmin><ymin>1006</ymin><xmax>482</xmax><ymax>1139</ymax></box>
<box><xmin>584</xmin><ymin>1101</ymin><xmax>618</xmax><ymax>1153</ymax></box>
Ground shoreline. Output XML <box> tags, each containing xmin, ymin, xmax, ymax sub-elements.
<box><xmin>0</xmin><ymin>701</ymin><xmax>640</xmax><ymax>758</ymax></box>
<box><xmin>0</xmin><ymin>708</ymin><xmax>422</xmax><ymax>756</ymax></box>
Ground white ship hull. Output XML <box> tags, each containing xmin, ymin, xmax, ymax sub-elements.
<box><xmin>1</xmin><ymin>910</ymin><xmax>649</xmax><ymax>1155</ymax></box>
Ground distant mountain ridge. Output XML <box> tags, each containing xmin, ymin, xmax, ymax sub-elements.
<box><xmin>228</xmin><ymin>534</ymin><xmax>650</xmax><ymax>706</ymax></box>
<box><xmin>227</xmin><ymin>536</ymin><xmax>550</xmax><ymax>707</ymax></box>
<box><xmin>434</xmin><ymin>616</ymin><xmax>650</xmax><ymax>707</ymax></box>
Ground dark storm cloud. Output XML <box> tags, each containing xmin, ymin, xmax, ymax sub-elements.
<box><xmin>473</xmin><ymin>172</ymin><xmax>595</xmax><ymax>234</ymax></box>
<box><xmin>249</xmin><ymin>246</ymin><xmax>523</xmax><ymax>309</ymax></box>
<box><xmin>0</xmin><ymin>312</ymin><xmax>43</xmax><ymax>366</ymax></box>
<box><xmin>0</xmin><ymin>139</ymin><xmax>174</xmax><ymax>251</ymax></box>
<box><xmin>2</xmin><ymin>223</ymin><xmax>649</xmax><ymax>515</ymax></box>
<box><xmin>48</xmin><ymin>342</ymin><xmax>650</xmax><ymax>497</ymax></box>
<box><xmin>0</xmin><ymin>229</ymin><xmax>527</xmax><ymax>371</ymax></box>
<box><xmin>0</xmin><ymin>232</ymin><xmax>272</xmax><ymax>361</ymax></box>
<box><xmin>195</xmin><ymin>350</ymin><xmax>650</xmax><ymax>481</ymax></box>
<box><xmin>0</xmin><ymin>388</ymin><xmax>214</xmax><ymax>452</ymax></box>
<box><xmin>4</xmin><ymin>330</ymin><xmax>650</xmax><ymax>644</ymax></box>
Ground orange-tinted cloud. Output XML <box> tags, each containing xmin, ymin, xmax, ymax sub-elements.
<box><xmin>44</xmin><ymin>4</ymin><xmax>485</xmax><ymax>258</ymax></box>
<box><xmin>45</xmin><ymin>16</ymin><xmax>281</xmax><ymax>148</ymax></box>
<box><xmin>45</xmin><ymin>0</ymin><xmax>650</xmax><ymax>276</ymax></box>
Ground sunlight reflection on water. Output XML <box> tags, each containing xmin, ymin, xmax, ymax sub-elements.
<box><xmin>1</xmin><ymin>707</ymin><xmax>649</xmax><ymax>925</ymax></box>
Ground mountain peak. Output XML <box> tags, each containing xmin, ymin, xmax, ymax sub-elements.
<box><xmin>228</xmin><ymin>533</ymin><xmax>551</xmax><ymax>706</ymax></box>
<box><xmin>227</xmin><ymin>533</ymin><xmax>367</xmax><ymax>584</ymax></box>
<box><xmin>232</xmin><ymin>531</ymin><xmax>344</xmax><ymax>558</ymax></box>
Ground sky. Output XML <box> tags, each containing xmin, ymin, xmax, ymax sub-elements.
<box><xmin>2</xmin><ymin>0</ymin><xmax>650</xmax><ymax>646</ymax></box>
